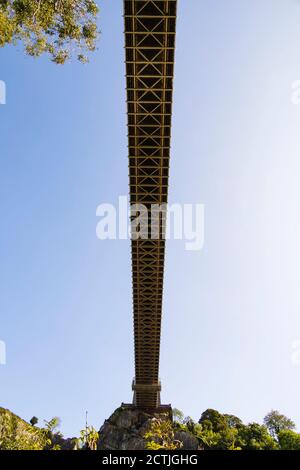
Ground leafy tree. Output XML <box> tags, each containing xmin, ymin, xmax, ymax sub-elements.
<box><xmin>264</xmin><ymin>410</ymin><xmax>295</xmax><ymax>439</ymax></box>
<box><xmin>44</xmin><ymin>416</ymin><xmax>61</xmax><ymax>434</ymax></box>
<box><xmin>195</xmin><ymin>425</ymin><xmax>241</xmax><ymax>450</ymax></box>
<box><xmin>172</xmin><ymin>408</ymin><xmax>184</xmax><ymax>424</ymax></box>
<box><xmin>224</xmin><ymin>414</ymin><xmax>243</xmax><ymax>429</ymax></box>
<box><xmin>41</xmin><ymin>417</ymin><xmax>63</xmax><ymax>450</ymax></box>
<box><xmin>0</xmin><ymin>0</ymin><xmax>99</xmax><ymax>63</ymax></box>
<box><xmin>85</xmin><ymin>426</ymin><xmax>99</xmax><ymax>450</ymax></box>
<box><xmin>183</xmin><ymin>417</ymin><xmax>197</xmax><ymax>434</ymax></box>
<box><xmin>278</xmin><ymin>430</ymin><xmax>300</xmax><ymax>450</ymax></box>
<box><xmin>217</xmin><ymin>427</ymin><xmax>242</xmax><ymax>451</ymax></box>
<box><xmin>30</xmin><ymin>416</ymin><xmax>38</xmax><ymax>426</ymax></box>
<box><xmin>195</xmin><ymin>426</ymin><xmax>222</xmax><ymax>450</ymax></box>
<box><xmin>195</xmin><ymin>409</ymin><xmax>280</xmax><ymax>450</ymax></box>
<box><xmin>76</xmin><ymin>426</ymin><xmax>99</xmax><ymax>450</ymax></box>
<box><xmin>144</xmin><ymin>419</ymin><xmax>182</xmax><ymax>450</ymax></box>
<box><xmin>199</xmin><ymin>409</ymin><xmax>227</xmax><ymax>433</ymax></box>
<box><xmin>238</xmin><ymin>423</ymin><xmax>278</xmax><ymax>450</ymax></box>
<box><xmin>197</xmin><ymin>409</ymin><xmax>242</xmax><ymax>449</ymax></box>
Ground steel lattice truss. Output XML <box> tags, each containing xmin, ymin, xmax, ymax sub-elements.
<box><xmin>124</xmin><ymin>0</ymin><xmax>177</xmax><ymax>408</ymax></box>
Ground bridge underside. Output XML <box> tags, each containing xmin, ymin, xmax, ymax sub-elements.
<box><xmin>124</xmin><ymin>0</ymin><xmax>177</xmax><ymax>408</ymax></box>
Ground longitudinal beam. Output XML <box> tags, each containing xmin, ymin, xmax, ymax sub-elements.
<box><xmin>124</xmin><ymin>0</ymin><xmax>177</xmax><ymax>408</ymax></box>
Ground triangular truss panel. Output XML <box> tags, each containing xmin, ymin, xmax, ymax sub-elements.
<box><xmin>124</xmin><ymin>0</ymin><xmax>177</xmax><ymax>408</ymax></box>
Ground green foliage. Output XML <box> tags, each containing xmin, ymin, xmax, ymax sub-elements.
<box><xmin>1</xmin><ymin>406</ymin><xmax>299</xmax><ymax>451</ymax></box>
<box><xmin>224</xmin><ymin>414</ymin><xmax>243</xmax><ymax>429</ymax></box>
<box><xmin>278</xmin><ymin>430</ymin><xmax>300</xmax><ymax>450</ymax></box>
<box><xmin>76</xmin><ymin>426</ymin><xmax>99</xmax><ymax>450</ymax></box>
<box><xmin>41</xmin><ymin>417</ymin><xmax>64</xmax><ymax>450</ymax></box>
<box><xmin>51</xmin><ymin>443</ymin><xmax>62</xmax><ymax>450</ymax></box>
<box><xmin>195</xmin><ymin>421</ymin><xmax>241</xmax><ymax>450</ymax></box>
<box><xmin>172</xmin><ymin>408</ymin><xmax>184</xmax><ymax>424</ymax></box>
<box><xmin>196</xmin><ymin>427</ymin><xmax>222</xmax><ymax>449</ymax></box>
<box><xmin>44</xmin><ymin>416</ymin><xmax>61</xmax><ymax>434</ymax></box>
<box><xmin>184</xmin><ymin>417</ymin><xmax>197</xmax><ymax>433</ymax></box>
<box><xmin>0</xmin><ymin>408</ymin><xmax>47</xmax><ymax>450</ymax></box>
<box><xmin>237</xmin><ymin>423</ymin><xmax>278</xmax><ymax>450</ymax></box>
<box><xmin>195</xmin><ymin>409</ymin><xmax>281</xmax><ymax>450</ymax></box>
<box><xmin>144</xmin><ymin>419</ymin><xmax>182</xmax><ymax>450</ymax></box>
<box><xmin>264</xmin><ymin>410</ymin><xmax>295</xmax><ymax>439</ymax></box>
<box><xmin>0</xmin><ymin>0</ymin><xmax>99</xmax><ymax>63</ymax></box>
<box><xmin>199</xmin><ymin>409</ymin><xmax>227</xmax><ymax>433</ymax></box>
<box><xmin>30</xmin><ymin>416</ymin><xmax>38</xmax><ymax>426</ymax></box>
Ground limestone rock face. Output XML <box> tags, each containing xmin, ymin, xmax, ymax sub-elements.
<box><xmin>98</xmin><ymin>405</ymin><xmax>199</xmax><ymax>450</ymax></box>
<box><xmin>174</xmin><ymin>430</ymin><xmax>199</xmax><ymax>450</ymax></box>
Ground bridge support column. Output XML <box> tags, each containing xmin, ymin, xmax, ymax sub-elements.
<box><xmin>132</xmin><ymin>379</ymin><xmax>161</xmax><ymax>409</ymax></box>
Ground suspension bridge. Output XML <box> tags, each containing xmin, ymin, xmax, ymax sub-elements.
<box><xmin>124</xmin><ymin>0</ymin><xmax>177</xmax><ymax>410</ymax></box>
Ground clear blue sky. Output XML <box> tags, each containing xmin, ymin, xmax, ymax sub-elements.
<box><xmin>1</xmin><ymin>0</ymin><xmax>300</xmax><ymax>437</ymax></box>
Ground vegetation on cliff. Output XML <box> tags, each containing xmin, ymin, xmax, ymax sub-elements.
<box><xmin>1</xmin><ymin>406</ymin><xmax>300</xmax><ymax>450</ymax></box>
<box><xmin>145</xmin><ymin>408</ymin><xmax>300</xmax><ymax>451</ymax></box>
<box><xmin>0</xmin><ymin>407</ymin><xmax>49</xmax><ymax>450</ymax></box>
<box><xmin>0</xmin><ymin>407</ymin><xmax>97</xmax><ymax>450</ymax></box>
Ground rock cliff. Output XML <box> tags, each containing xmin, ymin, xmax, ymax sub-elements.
<box><xmin>98</xmin><ymin>405</ymin><xmax>199</xmax><ymax>450</ymax></box>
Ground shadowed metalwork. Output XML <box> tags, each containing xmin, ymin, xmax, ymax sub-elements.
<box><xmin>124</xmin><ymin>0</ymin><xmax>177</xmax><ymax>408</ymax></box>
